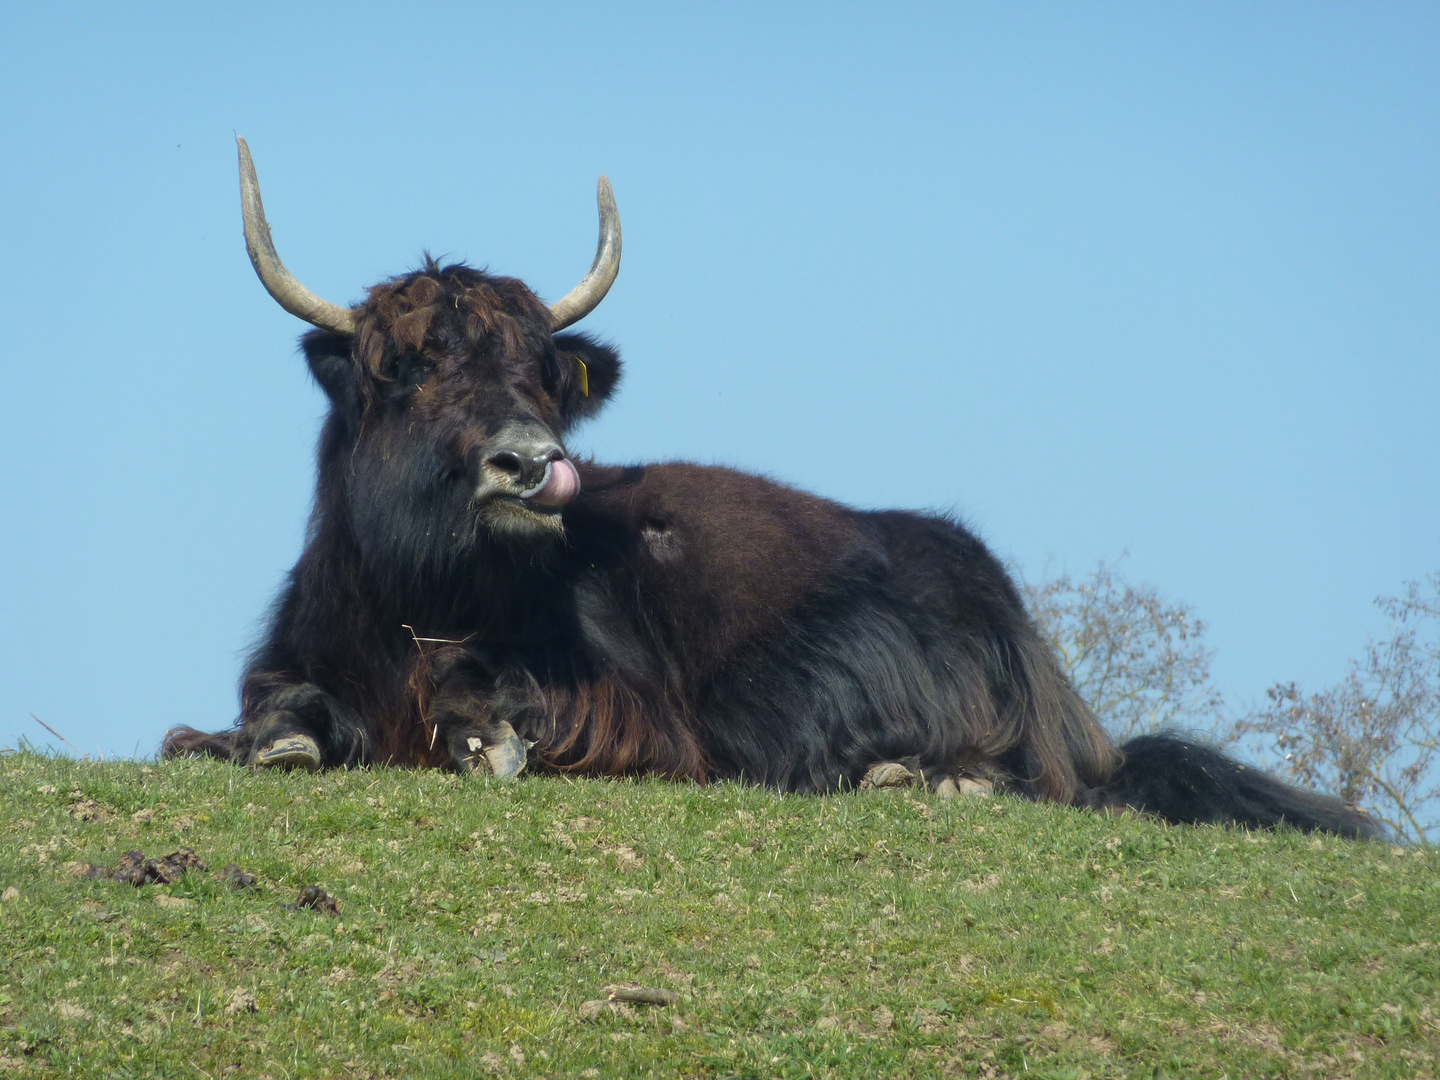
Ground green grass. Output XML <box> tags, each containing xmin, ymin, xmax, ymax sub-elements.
<box><xmin>0</xmin><ymin>752</ymin><xmax>1436</xmax><ymax>1079</ymax></box>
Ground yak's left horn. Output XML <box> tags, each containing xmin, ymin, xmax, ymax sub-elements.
<box><xmin>237</xmin><ymin>137</ymin><xmax>358</xmax><ymax>336</ymax></box>
<box><xmin>548</xmin><ymin>176</ymin><xmax>622</xmax><ymax>331</ymax></box>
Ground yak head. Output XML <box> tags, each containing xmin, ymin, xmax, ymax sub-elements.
<box><xmin>235</xmin><ymin>138</ymin><xmax>621</xmax><ymax>546</ymax></box>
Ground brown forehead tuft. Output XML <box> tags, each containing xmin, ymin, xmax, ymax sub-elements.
<box><xmin>354</xmin><ymin>263</ymin><xmax>551</xmax><ymax>381</ymax></box>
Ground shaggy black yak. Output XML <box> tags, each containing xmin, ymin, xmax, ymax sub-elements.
<box><xmin>164</xmin><ymin>138</ymin><xmax>1378</xmax><ymax>840</ymax></box>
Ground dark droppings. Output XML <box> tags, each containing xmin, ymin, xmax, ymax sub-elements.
<box><xmin>81</xmin><ymin>848</ymin><xmax>261</xmax><ymax>891</ymax></box>
<box><xmin>294</xmin><ymin>884</ymin><xmax>342</xmax><ymax>915</ymax></box>
<box><xmin>85</xmin><ymin>847</ymin><xmax>208</xmax><ymax>886</ymax></box>
<box><xmin>220</xmin><ymin>863</ymin><xmax>258</xmax><ymax>890</ymax></box>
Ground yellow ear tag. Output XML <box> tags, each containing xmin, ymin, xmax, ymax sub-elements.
<box><xmin>574</xmin><ymin>355</ymin><xmax>590</xmax><ymax>397</ymax></box>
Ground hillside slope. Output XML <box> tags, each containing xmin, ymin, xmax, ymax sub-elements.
<box><xmin>1</xmin><ymin>753</ymin><xmax>1435</xmax><ymax>1078</ymax></box>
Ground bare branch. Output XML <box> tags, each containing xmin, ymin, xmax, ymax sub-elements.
<box><xmin>1024</xmin><ymin>558</ymin><xmax>1223</xmax><ymax>741</ymax></box>
<box><xmin>1222</xmin><ymin>573</ymin><xmax>1440</xmax><ymax>845</ymax></box>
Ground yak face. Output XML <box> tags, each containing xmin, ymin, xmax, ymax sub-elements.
<box><xmin>234</xmin><ymin>139</ymin><xmax>621</xmax><ymax>553</ymax></box>
<box><xmin>302</xmin><ymin>261</ymin><xmax>621</xmax><ymax>545</ymax></box>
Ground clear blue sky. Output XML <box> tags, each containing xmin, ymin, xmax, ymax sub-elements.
<box><xmin>2</xmin><ymin>3</ymin><xmax>1436</xmax><ymax>759</ymax></box>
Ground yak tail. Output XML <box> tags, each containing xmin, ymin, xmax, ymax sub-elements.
<box><xmin>160</xmin><ymin>725</ymin><xmax>241</xmax><ymax>762</ymax></box>
<box><xmin>1090</xmin><ymin>733</ymin><xmax>1381</xmax><ymax>839</ymax></box>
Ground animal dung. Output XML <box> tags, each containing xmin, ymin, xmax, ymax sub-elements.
<box><xmin>294</xmin><ymin>884</ymin><xmax>342</xmax><ymax>915</ymax></box>
<box><xmin>82</xmin><ymin>847</ymin><xmax>208</xmax><ymax>886</ymax></box>
<box><xmin>220</xmin><ymin>863</ymin><xmax>258</xmax><ymax>890</ymax></box>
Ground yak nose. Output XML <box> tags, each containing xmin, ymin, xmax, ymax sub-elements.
<box><xmin>485</xmin><ymin>445</ymin><xmax>563</xmax><ymax>486</ymax></box>
<box><xmin>475</xmin><ymin>428</ymin><xmax>567</xmax><ymax>496</ymax></box>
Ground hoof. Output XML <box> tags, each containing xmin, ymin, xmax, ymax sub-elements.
<box><xmin>464</xmin><ymin>721</ymin><xmax>531</xmax><ymax>781</ymax></box>
<box><xmin>935</xmin><ymin>775</ymin><xmax>993</xmax><ymax>799</ymax></box>
<box><xmin>253</xmin><ymin>734</ymin><xmax>322</xmax><ymax>771</ymax></box>
<box><xmin>860</xmin><ymin>761</ymin><xmax>917</xmax><ymax>790</ymax></box>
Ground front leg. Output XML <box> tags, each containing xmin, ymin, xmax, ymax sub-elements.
<box><xmin>429</xmin><ymin>652</ymin><xmax>534</xmax><ymax>780</ymax></box>
<box><xmin>241</xmin><ymin>677</ymin><xmax>367</xmax><ymax>770</ymax></box>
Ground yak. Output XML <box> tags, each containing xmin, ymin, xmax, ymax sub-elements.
<box><xmin>164</xmin><ymin>137</ymin><xmax>1378</xmax><ymax>840</ymax></box>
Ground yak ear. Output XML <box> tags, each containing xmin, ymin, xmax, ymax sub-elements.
<box><xmin>301</xmin><ymin>329</ymin><xmax>360</xmax><ymax>413</ymax></box>
<box><xmin>552</xmin><ymin>332</ymin><xmax>622</xmax><ymax>429</ymax></box>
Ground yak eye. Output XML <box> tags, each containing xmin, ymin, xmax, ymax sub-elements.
<box><xmin>395</xmin><ymin>356</ymin><xmax>433</xmax><ymax>393</ymax></box>
<box><xmin>540</xmin><ymin>351</ymin><xmax>560</xmax><ymax>393</ymax></box>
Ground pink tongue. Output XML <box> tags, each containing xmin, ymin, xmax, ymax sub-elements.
<box><xmin>527</xmin><ymin>458</ymin><xmax>580</xmax><ymax>507</ymax></box>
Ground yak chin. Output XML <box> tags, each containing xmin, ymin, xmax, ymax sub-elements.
<box><xmin>477</xmin><ymin>496</ymin><xmax>569</xmax><ymax>541</ymax></box>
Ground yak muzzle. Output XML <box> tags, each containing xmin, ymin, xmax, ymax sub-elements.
<box><xmin>472</xmin><ymin>429</ymin><xmax>581</xmax><ymax>510</ymax></box>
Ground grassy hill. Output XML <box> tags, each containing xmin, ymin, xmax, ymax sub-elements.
<box><xmin>0</xmin><ymin>751</ymin><xmax>1435</xmax><ymax>1078</ymax></box>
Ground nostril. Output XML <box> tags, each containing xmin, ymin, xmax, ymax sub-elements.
<box><xmin>544</xmin><ymin>447</ymin><xmax>564</xmax><ymax>463</ymax></box>
<box><xmin>486</xmin><ymin>450</ymin><xmax>524</xmax><ymax>476</ymax></box>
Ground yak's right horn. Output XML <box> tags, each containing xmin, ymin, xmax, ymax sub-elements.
<box><xmin>237</xmin><ymin>137</ymin><xmax>358</xmax><ymax>336</ymax></box>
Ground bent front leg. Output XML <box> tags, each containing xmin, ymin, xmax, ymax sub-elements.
<box><xmin>241</xmin><ymin>676</ymin><xmax>368</xmax><ymax>770</ymax></box>
<box><xmin>427</xmin><ymin>652</ymin><xmax>534</xmax><ymax>780</ymax></box>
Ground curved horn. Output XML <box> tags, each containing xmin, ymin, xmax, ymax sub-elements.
<box><xmin>548</xmin><ymin>176</ymin><xmax>622</xmax><ymax>331</ymax></box>
<box><xmin>237</xmin><ymin>137</ymin><xmax>357</xmax><ymax>336</ymax></box>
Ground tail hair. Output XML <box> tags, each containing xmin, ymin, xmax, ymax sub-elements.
<box><xmin>1095</xmin><ymin>733</ymin><xmax>1382</xmax><ymax>840</ymax></box>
